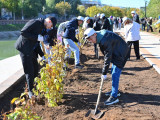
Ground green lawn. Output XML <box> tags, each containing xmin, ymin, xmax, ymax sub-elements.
<box><xmin>0</xmin><ymin>39</ymin><xmax>19</xmax><ymax>60</ymax></box>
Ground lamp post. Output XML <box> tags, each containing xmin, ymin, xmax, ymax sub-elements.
<box><xmin>21</xmin><ymin>0</ymin><xmax>24</xmax><ymax>20</ymax></box>
<box><xmin>144</xmin><ymin>0</ymin><xmax>147</xmax><ymax>18</ymax></box>
<box><xmin>64</xmin><ymin>0</ymin><xmax>66</xmax><ymax>21</ymax></box>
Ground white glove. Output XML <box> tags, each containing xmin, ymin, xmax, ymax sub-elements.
<box><xmin>42</xmin><ymin>56</ymin><xmax>47</xmax><ymax>61</ymax></box>
<box><xmin>77</xmin><ymin>42</ymin><xmax>81</xmax><ymax>46</ymax></box>
<box><xmin>101</xmin><ymin>75</ymin><xmax>107</xmax><ymax>80</ymax></box>
<box><xmin>75</xmin><ymin>29</ymin><xmax>79</xmax><ymax>35</ymax></box>
<box><xmin>38</xmin><ymin>35</ymin><xmax>43</xmax><ymax>41</ymax></box>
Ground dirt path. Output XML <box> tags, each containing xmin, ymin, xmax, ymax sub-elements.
<box><xmin>0</xmin><ymin>36</ymin><xmax>160</xmax><ymax>120</ymax></box>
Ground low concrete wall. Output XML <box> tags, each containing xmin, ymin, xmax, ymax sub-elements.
<box><xmin>0</xmin><ymin>31</ymin><xmax>20</xmax><ymax>39</ymax></box>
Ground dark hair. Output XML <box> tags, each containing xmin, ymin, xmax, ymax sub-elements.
<box><xmin>48</xmin><ymin>16</ymin><xmax>57</xmax><ymax>27</ymax></box>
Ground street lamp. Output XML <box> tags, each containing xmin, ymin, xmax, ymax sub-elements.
<box><xmin>144</xmin><ymin>0</ymin><xmax>147</xmax><ymax>18</ymax></box>
<box><xmin>21</xmin><ymin>0</ymin><xmax>24</xmax><ymax>20</ymax></box>
<box><xmin>64</xmin><ymin>0</ymin><xmax>66</xmax><ymax>21</ymax></box>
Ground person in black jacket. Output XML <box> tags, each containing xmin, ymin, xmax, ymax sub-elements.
<box><xmin>84</xmin><ymin>28</ymin><xmax>128</xmax><ymax>105</ymax></box>
<box><xmin>100</xmin><ymin>13</ymin><xmax>111</xmax><ymax>31</ymax></box>
<box><xmin>131</xmin><ymin>11</ymin><xmax>140</xmax><ymax>24</ymax></box>
<box><xmin>15</xmin><ymin>16</ymin><xmax>57</xmax><ymax>98</ymax></box>
<box><xmin>63</xmin><ymin>16</ymin><xmax>84</xmax><ymax>69</ymax></box>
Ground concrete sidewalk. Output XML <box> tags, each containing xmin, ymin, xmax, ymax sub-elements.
<box><xmin>116</xmin><ymin>28</ymin><xmax>160</xmax><ymax>74</ymax></box>
<box><xmin>0</xmin><ymin>55</ymin><xmax>24</xmax><ymax>95</ymax></box>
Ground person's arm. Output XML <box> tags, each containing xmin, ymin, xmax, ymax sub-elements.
<box><xmin>21</xmin><ymin>20</ymin><xmax>41</xmax><ymax>41</ymax></box>
<box><xmin>102</xmin><ymin>43</ymin><xmax>112</xmax><ymax>75</ymax></box>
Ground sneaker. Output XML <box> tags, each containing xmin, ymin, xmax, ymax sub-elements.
<box><xmin>104</xmin><ymin>96</ymin><xmax>119</xmax><ymax>105</ymax></box>
<box><xmin>75</xmin><ymin>64</ymin><xmax>84</xmax><ymax>69</ymax></box>
<box><xmin>105</xmin><ymin>91</ymin><xmax>121</xmax><ymax>97</ymax></box>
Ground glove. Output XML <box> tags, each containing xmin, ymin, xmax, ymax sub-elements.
<box><xmin>101</xmin><ymin>75</ymin><xmax>107</xmax><ymax>80</ymax></box>
<box><xmin>77</xmin><ymin>42</ymin><xmax>81</xmax><ymax>46</ymax></box>
<box><xmin>42</xmin><ymin>56</ymin><xmax>47</xmax><ymax>62</ymax></box>
<box><xmin>38</xmin><ymin>35</ymin><xmax>43</xmax><ymax>41</ymax></box>
<box><xmin>75</xmin><ymin>29</ymin><xmax>79</xmax><ymax>35</ymax></box>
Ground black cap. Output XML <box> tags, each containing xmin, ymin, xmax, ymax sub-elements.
<box><xmin>48</xmin><ymin>16</ymin><xmax>57</xmax><ymax>27</ymax></box>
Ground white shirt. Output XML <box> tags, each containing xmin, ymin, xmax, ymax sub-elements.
<box><xmin>124</xmin><ymin>21</ymin><xmax>141</xmax><ymax>41</ymax></box>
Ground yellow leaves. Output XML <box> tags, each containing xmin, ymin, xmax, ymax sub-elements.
<box><xmin>55</xmin><ymin>1</ymin><xmax>71</xmax><ymax>15</ymax></box>
<box><xmin>11</xmin><ymin>97</ymin><xmax>19</xmax><ymax>104</ymax></box>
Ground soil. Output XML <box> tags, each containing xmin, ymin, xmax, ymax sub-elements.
<box><xmin>0</xmin><ymin>32</ymin><xmax>160</xmax><ymax>120</ymax></box>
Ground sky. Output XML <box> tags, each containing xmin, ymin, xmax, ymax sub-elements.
<box><xmin>101</xmin><ymin>0</ymin><xmax>150</xmax><ymax>8</ymax></box>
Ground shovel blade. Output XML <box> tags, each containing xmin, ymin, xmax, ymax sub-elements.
<box><xmin>85</xmin><ymin>109</ymin><xmax>104</xmax><ymax>119</ymax></box>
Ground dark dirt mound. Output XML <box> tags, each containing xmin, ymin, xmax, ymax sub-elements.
<box><xmin>0</xmin><ymin>38</ymin><xmax>160</xmax><ymax>120</ymax></box>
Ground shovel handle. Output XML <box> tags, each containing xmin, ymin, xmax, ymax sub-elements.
<box><xmin>94</xmin><ymin>77</ymin><xmax>104</xmax><ymax>114</ymax></box>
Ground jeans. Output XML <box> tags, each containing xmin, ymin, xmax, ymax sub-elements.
<box><xmin>63</xmin><ymin>38</ymin><xmax>80</xmax><ymax>65</ymax></box>
<box><xmin>111</xmin><ymin>64</ymin><xmax>122</xmax><ymax>98</ymax></box>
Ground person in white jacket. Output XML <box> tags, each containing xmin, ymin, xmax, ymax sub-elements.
<box><xmin>123</xmin><ymin>17</ymin><xmax>141</xmax><ymax>60</ymax></box>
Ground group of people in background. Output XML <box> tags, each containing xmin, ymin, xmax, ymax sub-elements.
<box><xmin>16</xmin><ymin>9</ymin><xmax>158</xmax><ymax>105</ymax></box>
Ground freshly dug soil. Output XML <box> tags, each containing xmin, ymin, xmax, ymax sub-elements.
<box><xmin>0</xmin><ymin>34</ymin><xmax>160</xmax><ymax>120</ymax></box>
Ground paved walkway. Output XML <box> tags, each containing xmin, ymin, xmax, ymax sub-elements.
<box><xmin>0</xmin><ymin>55</ymin><xmax>24</xmax><ymax>95</ymax></box>
<box><xmin>116</xmin><ymin>28</ymin><xmax>160</xmax><ymax>74</ymax></box>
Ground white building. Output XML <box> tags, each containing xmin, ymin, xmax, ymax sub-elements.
<box><xmin>81</xmin><ymin>0</ymin><xmax>102</xmax><ymax>6</ymax></box>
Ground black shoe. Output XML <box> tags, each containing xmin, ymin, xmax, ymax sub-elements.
<box><xmin>75</xmin><ymin>64</ymin><xmax>84</xmax><ymax>69</ymax></box>
<box><xmin>104</xmin><ymin>96</ymin><xmax>119</xmax><ymax>105</ymax></box>
<box><xmin>105</xmin><ymin>91</ymin><xmax>121</xmax><ymax>97</ymax></box>
<box><xmin>63</xmin><ymin>67</ymin><xmax>71</xmax><ymax>71</ymax></box>
<box><xmin>136</xmin><ymin>57</ymin><xmax>140</xmax><ymax>60</ymax></box>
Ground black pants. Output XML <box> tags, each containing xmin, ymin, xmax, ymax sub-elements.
<box><xmin>20</xmin><ymin>51</ymin><xmax>38</xmax><ymax>92</ymax></box>
<box><xmin>147</xmin><ymin>25</ymin><xmax>153</xmax><ymax>32</ymax></box>
<box><xmin>127</xmin><ymin>41</ymin><xmax>140</xmax><ymax>59</ymax></box>
<box><xmin>142</xmin><ymin>24</ymin><xmax>146</xmax><ymax>31</ymax></box>
<box><xmin>94</xmin><ymin>43</ymin><xmax>97</xmax><ymax>55</ymax></box>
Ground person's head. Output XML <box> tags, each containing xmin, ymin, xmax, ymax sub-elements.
<box><xmin>84</xmin><ymin>17</ymin><xmax>90</xmax><ymax>23</ymax></box>
<box><xmin>44</xmin><ymin>16</ymin><xmax>57</xmax><ymax>29</ymax></box>
<box><xmin>77</xmin><ymin>16</ymin><xmax>84</xmax><ymax>25</ymax></box>
<box><xmin>123</xmin><ymin>17</ymin><xmax>133</xmax><ymax>25</ymax></box>
<box><xmin>97</xmin><ymin>13</ymin><xmax>101</xmax><ymax>18</ymax></box>
<box><xmin>110</xmin><ymin>15</ymin><xmax>113</xmax><ymax>20</ymax></box>
<box><xmin>100</xmin><ymin>13</ymin><xmax>105</xmax><ymax>19</ymax></box>
<box><xmin>131</xmin><ymin>11</ymin><xmax>136</xmax><ymax>17</ymax></box>
<box><xmin>84</xmin><ymin>28</ymin><xmax>97</xmax><ymax>44</ymax></box>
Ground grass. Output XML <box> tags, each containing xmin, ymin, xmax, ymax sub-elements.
<box><xmin>0</xmin><ymin>39</ymin><xmax>19</xmax><ymax>60</ymax></box>
<box><xmin>0</xmin><ymin>24</ymin><xmax>25</xmax><ymax>31</ymax></box>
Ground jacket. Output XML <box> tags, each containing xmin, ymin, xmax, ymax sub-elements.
<box><xmin>63</xmin><ymin>18</ymin><xmax>79</xmax><ymax>42</ymax></box>
<box><xmin>93</xmin><ymin>18</ymin><xmax>101</xmax><ymax>31</ymax></box>
<box><xmin>101</xmin><ymin>17</ymin><xmax>111</xmax><ymax>31</ymax></box>
<box><xmin>97</xmin><ymin>30</ymin><xmax>129</xmax><ymax>75</ymax></box>
<box><xmin>133</xmin><ymin>14</ymin><xmax>140</xmax><ymax>24</ymax></box>
<box><xmin>43</xmin><ymin>27</ymin><xmax>57</xmax><ymax>46</ymax></box>
<box><xmin>124</xmin><ymin>21</ymin><xmax>141</xmax><ymax>41</ymax></box>
<box><xmin>15</xmin><ymin>19</ymin><xmax>45</xmax><ymax>55</ymax></box>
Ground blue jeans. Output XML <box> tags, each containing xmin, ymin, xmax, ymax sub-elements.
<box><xmin>63</xmin><ymin>38</ymin><xmax>80</xmax><ymax>65</ymax></box>
<box><xmin>111</xmin><ymin>64</ymin><xmax>122</xmax><ymax>98</ymax></box>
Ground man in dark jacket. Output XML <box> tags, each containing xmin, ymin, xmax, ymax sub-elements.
<box><xmin>131</xmin><ymin>11</ymin><xmax>140</xmax><ymax>24</ymax></box>
<box><xmin>63</xmin><ymin>16</ymin><xmax>84</xmax><ymax>69</ymax></box>
<box><xmin>15</xmin><ymin>16</ymin><xmax>57</xmax><ymax>98</ymax></box>
<box><xmin>100</xmin><ymin>13</ymin><xmax>111</xmax><ymax>31</ymax></box>
<box><xmin>84</xmin><ymin>28</ymin><xmax>129</xmax><ymax>105</ymax></box>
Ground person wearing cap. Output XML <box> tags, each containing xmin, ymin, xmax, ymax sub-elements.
<box><xmin>123</xmin><ymin>17</ymin><xmax>141</xmax><ymax>60</ymax></box>
<box><xmin>108</xmin><ymin>16</ymin><xmax>114</xmax><ymax>31</ymax></box>
<box><xmin>93</xmin><ymin>13</ymin><xmax>102</xmax><ymax>58</ymax></box>
<box><xmin>63</xmin><ymin>16</ymin><xmax>84</xmax><ymax>69</ymax></box>
<box><xmin>100</xmin><ymin>13</ymin><xmax>111</xmax><ymax>31</ymax></box>
<box><xmin>15</xmin><ymin>16</ymin><xmax>57</xmax><ymax>98</ymax></box>
<box><xmin>82</xmin><ymin>17</ymin><xmax>94</xmax><ymax>30</ymax></box>
<box><xmin>131</xmin><ymin>11</ymin><xmax>140</xmax><ymax>24</ymax></box>
<box><xmin>84</xmin><ymin>28</ymin><xmax>128</xmax><ymax>105</ymax></box>
<box><xmin>147</xmin><ymin>17</ymin><xmax>153</xmax><ymax>32</ymax></box>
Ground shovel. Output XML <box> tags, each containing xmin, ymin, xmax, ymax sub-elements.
<box><xmin>85</xmin><ymin>77</ymin><xmax>104</xmax><ymax>119</ymax></box>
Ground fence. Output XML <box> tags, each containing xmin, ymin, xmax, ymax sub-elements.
<box><xmin>0</xmin><ymin>20</ymin><xmax>29</xmax><ymax>25</ymax></box>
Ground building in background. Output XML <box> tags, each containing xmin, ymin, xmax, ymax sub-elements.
<box><xmin>81</xmin><ymin>0</ymin><xmax>102</xmax><ymax>7</ymax></box>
